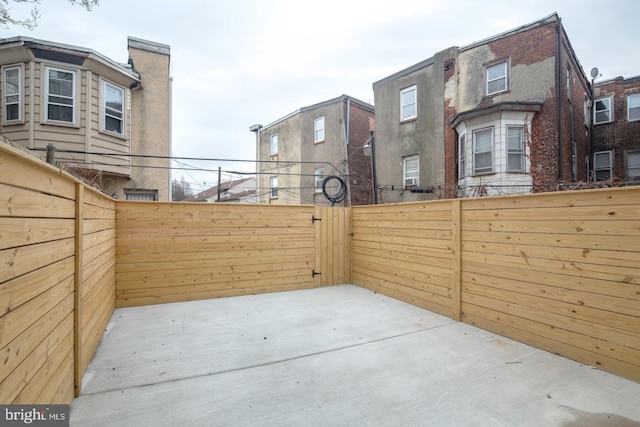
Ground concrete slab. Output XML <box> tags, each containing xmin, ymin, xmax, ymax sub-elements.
<box><xmin>70</xmin><ymin>285</ymin><xmax>640</xmax><ymax>426</ymax></box>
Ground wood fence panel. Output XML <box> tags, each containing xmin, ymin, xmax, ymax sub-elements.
<box><xmin>351</xmin><ymin>201</ymin><xmax>455</xmax><ymax>317</ymax></box>
<box><xmin>115</xmin><ymin>202</ymin><xmax>318</xmax><ymax>307</ymax></box>
<box><xmin>0</xmin><ymin>144</ymin><xmax>77</xmax><ymax>405</ymax></box>
<box><xmin>459</xmin><ymin>187</ymin><xmax>640</xmax><ymax>382</ymax></box>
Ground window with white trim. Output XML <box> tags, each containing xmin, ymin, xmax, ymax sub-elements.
<box><xmin>314</xmin><ymin>168</ymin><xmax>325</xmax><ymax>192</ymax></box>
<box><xmin>627</xmin><ymin>94</ymin><xmax>640</xmax><ymax>122</ymax></box>
<box><xmin>594</xmin><ymin>151</ymin><xmax>612</xmax><ymax>181</ymax></box>
<box><xmin>458</xmin><ymin>133</ymin><xmax>466</xmax><ymax>179</ymax></box>
<box><xmin>3</xmin><ymin>66</ymin><xmax>21</xmax><ymax>122</ymax></box>
<box><xmin>486</xmin><ymin>62</ymin><xmax>507</xmax><ymax>95</ymax></box>
<box><xmin>124</xmin><ymin>189</ymin><xmax>158</xmax><ymax>201</ymax></box>
<box><xmin>403</xmin><ymin>155</ymin><xmax>419</xmax><ymax>187</ymax></box>
<box><xmin>314</xmin><ymin>117</ymin><xmax>325</xmax><ymax>143</ymax></box>
<box><xmin>594</xmin><ymin>96</ymin><xmax>612</xmax><ymax>124</ymax></box>
<box><xmin>46</xmin><ymin>67</ymin><xmax>75</xmax><ymax>123</ymax></box>
<box><xmin>473</xmin><ymin>128</ymin><xmax>493</xmax><ymax>174</ymax></box>
<box><xmin>627</xmin><ymin>151</ymin><xmax>640</xmax><ymax>181</ymax></box>
<box><xmin>270</xmin><ymin>133</ymin><xmax>278</xmax><ymax>156</ymax></box>
<box><xmin>103</xmin><ymin>81</ymin><xmax>124</xmax><ymax>135</ymax></box>
<box><xmin>270</xmin><ymin>176</ymin><xmax>278</xmax><ymax>198</ymax></box>
<box><xmin>507</xmin><ymin>126</ymin><xmax>525</xmax><ymax>172</ymax></box>
<box><xmin>400</xmin><ymin>85</ymin><xmax>417</xmax><ymax>121</ymax></box>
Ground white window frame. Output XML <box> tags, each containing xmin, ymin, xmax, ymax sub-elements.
<box><xmin>3</xmin><ymin>65</ymin><xmax>22</xmax><ymax>123</ymax></box>
<box><xmin>314</xmin><ymin>116</ymin><xmax>325</xmax><ymax>143</ymax></box>
<box><xmin>458</xmin><ymin>133</ymin><xmax>466</xmax><ymax>179</ymax></box>
<box><xmin>506</xmin><ymin>126</ymin><xmax>525</xmax><ymax>173</ymax></box>
<box><xmin>402</xmin><ymin>155</ymin><xmax>419</xmax><ymax>187</ymax></box>
<box><xmin>486</xmin><ymin>61</ymin><xmax>507</xmax><ymax>95</ymax></box>
<box><xmin>124</xmin><ymin>189</ymin><xmax>158</xmax><ymax>201</ymax></box>
<box><xmin>270</xmin><ymin>176</ymin><xmax>278</xmax><ymax>199</ymax></box>
<box><xmin>594</xmin><ymin>96</ymin><xmax>612</xmax><ymax>124</ymax></box>
<box><xmin>626</xmin><ymin>151</ymin><xmax>640</xmax><ymax>181</ymax></box>
<box><xmin>45</xmin><ymin>66</ymin><xmax>76</xmax><ymax>124</ymax></box>
<box><xmin>594</xmin><ymin>151</ymin><xmax>612</xmax><ymax>181</ymax></box>
<box><xmin>270</xmin><ymin>133</ymin><xmax>278</xmax><ymax>156</ymax></box>
<box><xmin>473</xmin><ymin>128</ymin><xmax>494</xmax><ymax>175</ymax></box>
<box><xmin>314</xmin><ymin>168</ymin><xmax>325</xmax><ymax>193</ymax></box>
<box><xmin>400</xmin><ymin>85</ymin><xmax>417</xmax><ymax>121</ymax></box>
<box><xmin>627</xmin><ymin>94</ymin><xmax>640</xmax><ymax>122</ymax></box>
<box><xmin>102</xmin><ymin>80</ymin><xmax>125</xmax><ymax>136</ymax></box>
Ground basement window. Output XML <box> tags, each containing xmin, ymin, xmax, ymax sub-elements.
<box><xmin>125</xmin><ymin>189</ymin><xmax>158</xmax><ymax>201</ymax></box>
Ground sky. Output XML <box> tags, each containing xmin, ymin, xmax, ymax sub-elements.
<box><xmin>2</xmin><ymin>0</ymin><xmax>639</xmax><ymax>193</ymax></box>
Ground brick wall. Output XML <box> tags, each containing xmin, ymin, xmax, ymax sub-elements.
<box><xmin>347</xmin><ymin>101</ymin><xmax>375</xmax><ymax>205</ymax></box>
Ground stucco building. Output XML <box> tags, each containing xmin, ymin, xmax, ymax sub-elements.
<box><xmin>0</xmin><ymin>36</ymin><xmax>172</xmax><ymax>200</ymax></box>
<box><xmin>592</xmin><ymin>75</ymin><xmax>640</xmax><ymax>183</ymax></box>
<box><xmin>252</xmin><ymin>95</ymin><xmax>375</xmax><ymax>206</ymax></box>
<box><xmin>372</xmin><ymin>13</ymin><xmax>591</xmax><ymax>201</ymax></box>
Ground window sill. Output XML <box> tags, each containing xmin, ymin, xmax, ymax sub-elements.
<box><xmin>2</xmin><ymin>119</ymin><xmax>25</xmax><ymax>126</ymax></box>
<box><xmin>400</xmin><ymin>117</ymin><xmax>416</xmax><ymax>124</ymax></box>
<box><xmin>484</xmin><ymin>89</ymin><xmax>510</xmax><ymax>98</ymax></box>
<box><xmin>41</xmin><ymin>121</ymin><xmax>80</xmax><ymax>129</ymax></box>
<box><xmin>99</xmin><ymin>129</ymin><xmax>128</xmax><ymax>141</ymax></box>
<box><xmin>314</xmin><ymin>140</ymin><xmax>325</xmax><ymax>145</ymax></box>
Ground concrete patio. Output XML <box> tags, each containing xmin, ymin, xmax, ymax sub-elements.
<box><xmin>70</xmin><ymin>285</ymin><xmax>640</xmax><ymax>426</ymax></box>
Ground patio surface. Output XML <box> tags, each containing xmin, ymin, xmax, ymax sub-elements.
<box><xmin>70</xmin><ymin>285</ymin><xmax>640</xmax><ymax>426</ymax></box>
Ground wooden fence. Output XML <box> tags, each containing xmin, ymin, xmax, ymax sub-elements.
<box><xmin>0</xmin><ymin>144</ymin><xmax>115</xmax><ymax>403</ymax></box>
<box><xmin>2</xmin><ymin>139</ymin><xmax>639</xmax><ymax>405</ymax></box>
<box><xmin>351</xmin><ymin>188</ymin><xmax>640</xmax><ymax>382</ymax></box>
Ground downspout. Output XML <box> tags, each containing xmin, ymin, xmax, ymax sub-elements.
<box><xmin>556</xmin><ymin>17</ymin><xmax>564</xmax><ymax>182</ymax></box>
<box><xmin>345</xmin><ymin>97</ymin><xmax>351</xmax><ymax>206</ymax></box>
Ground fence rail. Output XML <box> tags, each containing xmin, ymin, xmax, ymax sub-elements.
<box><xmin>1</xmin><ymin>142</ymin><xmax>639</xmax><ymax>406</ymax></box>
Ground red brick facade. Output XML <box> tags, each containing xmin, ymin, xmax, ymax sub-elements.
<box><xmin>593</xmin><ymin>76</ymin><xmax>640</xmax><ymax>181</ymax></box>
<box><xmin>346</xmin><ymin>100</ymin><xmax>375</xmax><ymax>205</ymax></box>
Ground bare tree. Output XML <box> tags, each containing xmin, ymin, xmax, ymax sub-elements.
<box><xmin>171</xmin><ymin>177</ymin><xmax>193</xmax><ymax>201</ymax></box>
<box><xmin>1</xmin><ymin>0</ymin><xmax>99</xmax><ymax>29</ymax></box>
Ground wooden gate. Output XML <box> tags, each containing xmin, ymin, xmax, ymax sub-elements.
<box><xmin>314</xmin><ymin>206</ymin><xmax>351</xmax><ymax>286</ymax></box>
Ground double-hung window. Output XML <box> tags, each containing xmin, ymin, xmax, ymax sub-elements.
<box><xmin>3</xmin><ymin>66</ymin><xmax>21</xmax><ymax>122</ymax></box>
<box><xmin>507</xmin><ymin>126</ymin><xmax>525</xmax><ymax>172</ymax></box>
<box><xmin>270</xmin><ymin>176</ymin><xmax>278</xmax><ymax>199</ymax></box>
<box><xmin>403</xmin><ymin>155</ymin><xmax>419</xmax><ymax>187</ymax></box>
<box><xmin>314</xmin><ymin>117</ymin><xmax>325</xmax><ymax>143</ymax></box>
<box><xmin>458</xmin><ymin>133</ymin><xmax>466</xmax><ymax>179</ymax></box>
<box><xmin>627</xmin><ymin>151</ymin><xmax>640</xmax><ymax>181</ymax></box>
<box><xmin>314</xmin><ymin>168</ymin><xmax>325</xmax><ymax>193</ymax></box>
<box><xmin>594</xmin><ymin>151</ymin><xmax>612</xmax><ymax>181</ymax></box>
<box><xmin>270</xmin><ymin>133</ymin><xmax>278</xmax><ymax>156</ymax></box>
<box><xmin>486</xmin><ymin>62</ymin><xmax>507</xmax><ymax>95</ymax></box>
<box><xmin>400</xmin><ymin>85</ymin><xmax>417</xmax><ymax>121</ymax></box>
<box><xmin>473</xmin><ymin>128</ymin><xmax>493</xmax><ymax>174</ymax></box>
<box><xmin>594</xmin><ymin>96</ymin><xmax>612</xmax><ymax>124</ymax></box>
<box><xmin>46</xmin><ymin>67</ymin><xmax>75</xmax><ymax>123</ymax></box>
<box><xmin>627</xmin><ymin>94</ymin><xmax>640</xmax><ymax>122</ymax></box>
<box><xmin>103</xmin><ymin>81</ymin><xmax>124</xmax><ymax>135</ymax></box>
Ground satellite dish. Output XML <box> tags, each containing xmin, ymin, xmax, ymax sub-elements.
<box><xmin>590</xmin><ymin>67</ymin><xmax>599</xmax><ymax>79</ymax></box>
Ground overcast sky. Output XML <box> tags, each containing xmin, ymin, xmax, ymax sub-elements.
<box><xmin>2</xmin><ymin>0</ymin><xmax>639</xmax><ymax>192</ymax></box>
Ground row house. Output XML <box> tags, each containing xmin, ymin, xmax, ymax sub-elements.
<box><xmin>252</xmin><ymin>95</ymin><xmax>375</xmax><ymax>206</ymax></box>
<box><xmin>592</xmin><ymin>75</ymin><xmax>640</xmax><ymax>182</ymax></box>
<box><xmin>0</xmin><ymin>36</ymin><xmax>172</xmax><ymax>200</ymax></box>
<box><xmin>372</xmin><ymin>13</ymin><xmax>591</xmax><ymax>201</ymax></box>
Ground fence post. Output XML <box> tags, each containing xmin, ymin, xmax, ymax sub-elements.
<box><xmin>74</xmin><ymin>183</ymin><xmax>85</xmax><ymax>396</ymax></box>
<box><xmin>451</xmin><ymin>199</ymin><xmax>461</xmax><ymax>321</ymax></box>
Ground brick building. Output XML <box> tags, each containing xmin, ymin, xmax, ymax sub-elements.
<box><xmin>373</xmin><ymin>13</ymin><xmax>591</xmax><ymax>201</ymax></box>
<box><xmin>252</xmin><ymin>95</ymin><xmax>375</xmax><ymax>206</ymax></box>
<box><xmin>592</xmin><ymin>75</ymin><xmax>640</xmax><ymax>182</ymax></box>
